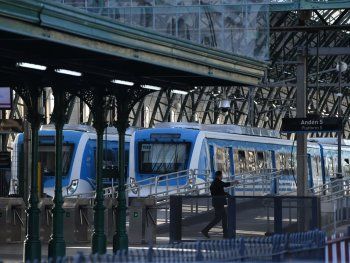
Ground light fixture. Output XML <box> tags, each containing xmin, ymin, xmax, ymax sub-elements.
<box><xmin>111</xmin><ymin>79</ymin><xmax>134</xmax><ymax>86</ymax></box>
<box><xmin>336</xmin><ymin>92</ymin><xmax>343</xmax><ymax>97</ymax></box>
<box><xmin>142</xmin><ymin>85</ymin><xmax>161</xmax><ymax>91</ymax></box>
<box><xmin>336</xmin><ymin>61</ymin><xmax>348</xmax><ymax>73</ymax></box>
<box><xmin>17</xmin><ymin>62</ymin><xmax>47</xmax><ymax>71</ymax></box>
<box><xmin>272</xmin><ymin>103</ymin><xmax>277</xmax><ymax>108</ymax></box>
<box><xmin>55</xmin><ymin>69</ymin><xmax>82</xmax><ymax>77</ymax></box>
<box><xmin>171</xmin><ymin>89</ymin><xmax>188</xmax><ymax>95</ymax></box>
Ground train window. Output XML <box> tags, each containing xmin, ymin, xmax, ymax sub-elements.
<box><xmin>312</xmin><ymin>155</ymin><xmax>320</xmax><ymax>177</ymax></box>
<box><xmin>326</xmin><ymin>156</ymin><xmax>334</xmax><ymax>177</ymax></box>
<box><xmin>247</xmin><ymin>151</ymin><xmax>256</xmax><ymax>171</ymax></box>
<box><xmin>265</xmin><ymin>151</ymin><xmax>272</xmax><ymax>170</ymax></box>
<box><xmin>214</xmin><ymin>147</ymin><xmax>231</xmax><ymax>178</ymax></box>
<box><xmin>103</xmin><ymin>149</ymin><xmax>118</xmax><ymax>169</ymax></box>
<box><xmin>139</xmin><ymin>142</ymin><xmax>190</xmax><ymax>174</ymax></box>
<box><xmin>39</xmin><ymin>144</ymin><xmax>74</xmax><ymax>177</ymax></box>
<box><xmin>276</xmin><ymin>153</ymin><xmax>285</xmax><ymax>170</ymax></box>
<box><xmin>256</xmin><ymin>152</ymin><xmax>265</xmax><ymax>170</ymax></box>
<box><xmin>344</xmin><ymin>158</ymin><xmax>350</xmax><ymax>176</ymax></box>
<box><xmin>234</xmin><ymin>150</ymin><xmax>247</xmax><ymax>174</ymax></box>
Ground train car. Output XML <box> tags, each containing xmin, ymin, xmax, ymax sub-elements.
<box><xmin>308</xmin><ymin>137</ymin><xmax>350</xmax><ymax>180</ymax></box>
<box><xmin>9</xmin><ymin>124</ymin><xmax>131</xmax><ymax>197</ymax></box>
<box><xmin>129</xmin><ymin>122</ymin><xmax>350</xmax><ymax>196</ymax></box>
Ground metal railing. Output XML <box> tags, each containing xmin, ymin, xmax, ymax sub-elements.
<box><xmin>74</xmin><ymin>168</ymin><xmax>291</xmax><ymax>203</ymax></box>
<box><xmin>49</xmin><ymin>230</ymin><xmax>325</xmax><ymax>262</ymax></box>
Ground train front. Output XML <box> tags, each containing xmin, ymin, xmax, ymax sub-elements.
<box><xmin>129</xmin><ymin>128</ymin><xmax>199</xmax><ymax>197</ymax></box>
<box><xmin>9</xmin><ymin>128</ymin><xmax>83</xmax><ymax>198</ymax></box>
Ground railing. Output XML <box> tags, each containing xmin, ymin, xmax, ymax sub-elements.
<box><xmin>289</xmin><ymin>176</ymin><xmax>350</xmax><ymax>234</ymax></box>
<box><xmin>170</xmin><ymin>195</ymin><xmax>320</xmax><ymax>242</ymax></box>
<box><xmin>44</xmin><ymin>230</ymin><xmax>325</xmax><ymax>262</ymax></box>
<box><xmin>75</xmin><ymin>168</ymin><xmax>290</xmax><ymax>203</ymax></box>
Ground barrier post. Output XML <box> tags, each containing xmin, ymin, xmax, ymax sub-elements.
<box><xmin>227</xmin><ymin>196</ymin><xmax>236</xmax><ymax>238</ymax></box>
<box><xmin>170</xmin><ymin>195</ymin><xmax>182</xmax><ymax>243</ymax></box>
<box><xmin>274</xmin><ymin>197</ymin><xmax>283</xmax><ymax>234</ymax></box>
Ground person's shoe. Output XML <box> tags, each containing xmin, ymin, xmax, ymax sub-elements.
<box><xmin>201</xmin><ymin>230</ymin><xmax>210</xmax><ymax>238</ymax></box>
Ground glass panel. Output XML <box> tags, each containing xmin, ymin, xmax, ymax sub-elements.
<box><xmin>344</xmin><ymin>158</ymin><xmax>350</xmax><ymax>177</ymax></box>
<box><xmin>39</xmin><ymin>144</ymin><xmax>74</xmax><ymax>177</ymax></box>
<box><xmin>326</xmin><ymin>156</ymin><xmax>334</xmax><ymax>177</ymax></box>
<box><xmin>139</xmin><ymin>143</ymin><xmax>189</xmax><ymax>173</ymax></box>
<box><xmin>214</xmin><ymin>147</ymin><xmax>231</xmax><ymax>178</ymax></box>
<box><xmin>256</xmin><ymin>151</ymin><xmax>265</xmax><ymax>170</ymax></box>
<box><xmin>58</xmin><ymin>0</ymin><xmax>269</xmax><ymax>60</ymax></box>
<box><xmin>234</xmin><ymin>149</ymin><xmax>247</xmax><ymax>174</ymax></box>
<box><xmin>247</xmin><ymin>150</ymin><xmax>256</xmax><ymax>171</ymax></box>
<box><xmin>103</xmin><ymin>148</ymin><xmax>118</xmax><ymax>168</ymax></box>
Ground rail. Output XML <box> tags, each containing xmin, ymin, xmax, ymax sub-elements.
<box><xmin>72</xmin><ymin>168</ymin><xmax>292</xmax><ymax>204</ymax></box>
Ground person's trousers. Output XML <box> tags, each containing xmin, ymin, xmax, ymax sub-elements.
<box><xmin>202</xmin><ymin>205</ymin><xmax>228</xmax><ymax>236</ymax></box>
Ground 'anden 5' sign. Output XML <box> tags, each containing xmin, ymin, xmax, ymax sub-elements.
<box><xmin>281</xmin><ymin>117</ymin><xmax>342</xmax><ymax>133</ymax></box>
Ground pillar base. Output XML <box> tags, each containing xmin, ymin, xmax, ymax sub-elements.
<box><xmin>24</xmin><ymin>239</ymin><xmax>41</xmax><ymax>262</ymax></box>
<box><xmin>92</xmin><ymin>233</ymin><xmax>107</xmax><ymax>255</ymax></box>
<box><xmin>48</xmin><ymin>239</ymin><xmax>66</xmax><ymax>259</ymax></box>
<box><xmin>113</xmin><ymin>234</ymin><xmax>129</xmax><ymax>252</ymax></box>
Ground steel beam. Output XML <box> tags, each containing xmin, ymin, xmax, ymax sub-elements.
<box><xmin>308</xmin><ymin>47</ymin><xmax>350</xmax><ymax>56</ymax></box>
<box><xmin>270</xmin><ymin>0</ymin><xmax>350</xmax><ymax>12</ymax></box>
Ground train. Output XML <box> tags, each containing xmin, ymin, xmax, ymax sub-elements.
<box><xmin>9</xmin><ymin>124</ymin><xmax>131</xmax><ymax>197</ymax></box>
<box><xmin>9</xmin><ymin>122</ymin><xmax>350</xmax><ymax>197</ymax></box>
<box><xmin>128</xmin><ymin>122</ymin><xmax>350</xmax><ymax>196</ymax></box>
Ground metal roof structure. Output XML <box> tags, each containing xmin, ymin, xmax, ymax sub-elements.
<box><xmin>3</xmin><ymin>0</ymin><xmax>350</xmax><ymax>140</ymax></box>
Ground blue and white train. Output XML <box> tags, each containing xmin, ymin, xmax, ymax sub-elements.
<box><xmin>9</xmin><ymin>122</ymin><xmax>350</xmax><ymax>197</ymax></box>
<box><xmin>129</xmin><ymin>122</ymin><xmax>350</xmax><ymax>196</ymax></box>
<box><xmin>9</xmin><ymin>125</ymin><xmax>131</xmax><ymax>197</ymax></box>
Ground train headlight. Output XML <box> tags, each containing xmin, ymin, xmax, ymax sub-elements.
<box><xmin>130</xmin><ymin>177</ymin><xmax>138</xmax><ymax>194</ymax></box>
<box><xmin>66</xmin><ymin>179</ymin><xmax>79</xmax><ymax>195</ymax></box>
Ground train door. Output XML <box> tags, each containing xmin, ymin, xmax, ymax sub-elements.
<box><xmin>307</xmin><ymin>154</ymin><xmax>313</xmax><ymax>189</ymax></box>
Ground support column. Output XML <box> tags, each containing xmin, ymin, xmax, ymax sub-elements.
<box><xmin>337</xmin><ymin>68</ymin><xmax>343</xmax><ymax>178</ymax></box>
<box><xmin>23</xmin><ymin>88</ymin><xmax>42</xmax><ymax>262</ymax></box>
<box><xmin>92</xmin><ymin>106</ymin><xmax>107</xmax><ymax>255</ymax></box>
<box><xmin>113</xmin><ymin>99</ymin><xmax>129</xmax><ymax>252</ymax></box>
<box><xmin>48</xmin><ymin>90</ymin><xmax>70</xmax><ymax>259</ymax></box>
<box><xmin>296</xmin><ymin>47</ymin><xmax>307</xmax><ymax>231</ymax></box>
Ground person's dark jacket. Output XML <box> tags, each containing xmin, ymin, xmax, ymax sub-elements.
<box><xmin>210</xmin><ymin>178</ymin><xmax>230</xmax><ymax>207</ymax></box>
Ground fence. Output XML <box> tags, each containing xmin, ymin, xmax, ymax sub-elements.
<box><xmin>169</xmin><ymin>195</ymin><xmax>320</xmax><ymax>242</ymax></box>
<box><xmin>32</xmin><ymin>230</ymin><xmax>325</xmax><ymax>262</ymax></box>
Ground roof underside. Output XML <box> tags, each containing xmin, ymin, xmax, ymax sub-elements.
<box><xmin>0</xmin><ymin>0</ymin><xmax>265</xmax><ymax>89</ymax></box>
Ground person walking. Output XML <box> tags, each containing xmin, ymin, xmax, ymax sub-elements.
<box><xmin>201</xmin><ymin>171</ymin><xmax>237</xmax><ymax>239</ymax></box>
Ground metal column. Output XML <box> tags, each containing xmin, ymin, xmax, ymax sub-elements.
<box><xmin>296</xmin><ymin>47</ymin><xmax>308</xmax><ymax>231</ymax></box>
<box><xmin>113</xmin><ymin>99</ymin><xmax>129</xmax><ymax>252</ymax></box>
<box><xmin>23</xmin><ymin>89</ymin><xmax>42</xmax><ymax>262</ymax></box>
<box><xmin>91</xmin><ymin>104</ymin><xmax>107</xmax><ymax>255</ymax></box>
<box><xmin>48</xmin><ymin>90</ymin><xmax>70</xmax><ymax>259</ymax></box>
<box><xmin>337</xmin><ymin>67</ymin><xmax>343</xmax><ymax>178</ymax></box>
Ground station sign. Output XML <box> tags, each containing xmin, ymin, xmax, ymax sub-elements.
<box><xmin>0</xmin><ymin>87</ymin><xmax>12</xmax><ymax>109</ymax></box>
<box><xmin>281</xmin><ymin>117</ymin><xmax>342</xmax><ymax>133</ymax></box>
